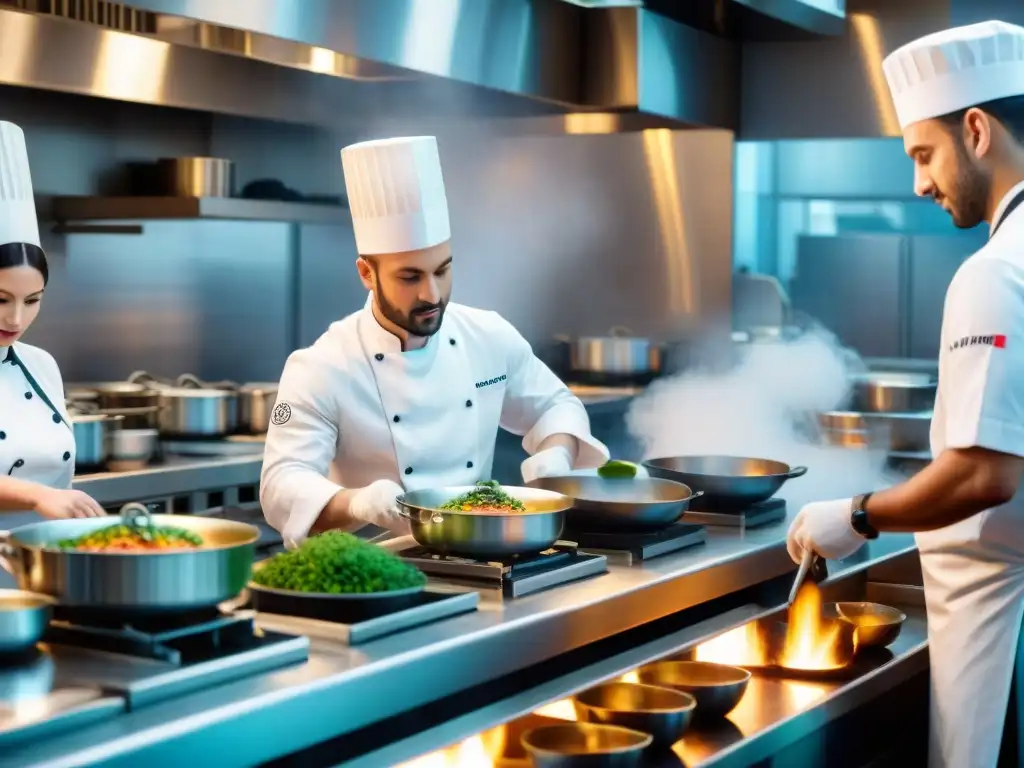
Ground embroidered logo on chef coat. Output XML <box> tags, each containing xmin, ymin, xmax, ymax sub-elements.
<box><xmin>271</xmin><ymin>402</ymin><xmax>292</xmax><ymax>426</ymax></box>
<box><xmin>949</xmin><ymin>334</ymin><xmax>1007</xmax><ymax>352</ymax></box>
<box><xmin>475</xmin><ymin>374</ymin><xmax>507</xmax><ymax>389</ymax></box>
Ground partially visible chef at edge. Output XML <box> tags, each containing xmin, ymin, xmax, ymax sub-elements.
<box><xmin>787</xmin><ymin>21</ymin><xmax>1024</xmax><ymax>768</ymax></box>
<box><xmin>0</xmin><ymin>121</ymin><xmax>105</xmax><ymax>522</ymax></box>
<box><xmin>260</xmin><ymin>136</ymin><xmax>610</xmax><ymax>545</ymax></box>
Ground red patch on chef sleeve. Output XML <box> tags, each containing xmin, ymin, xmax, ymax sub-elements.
<box><xmin>994</xmin><ymin>334</ymin><xmax>1007</xmax><ymax>349</ymax></box>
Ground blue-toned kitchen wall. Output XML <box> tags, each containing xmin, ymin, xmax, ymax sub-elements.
<box><xmin>733</xmin><ymin>138</ymin><xmax>988</xmax><ymax>359</ymax></box>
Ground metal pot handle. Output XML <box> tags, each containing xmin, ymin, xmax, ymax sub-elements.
<box><xmin>688</xmin><ymin>490</ymin><xmax>705</xmax><ymax>500</ymax></box>
<box><xmin>397</xmin><ymin>506</ymin><xmax>444</xmax><ymax>524</ymax></box>
<box><xmin>176</xmin><ymin>373</ymin><xmax>207</xmax><ymax>389</ymax></box>
<box><xmin>127</xmin><ymin>370</ymin><xmax>156</xmax><ymax>385</ymax></box>
<box><xmin>786</xmin><ymin>466</ymin><xmax>808</xmax><ymax>479</ymax></box>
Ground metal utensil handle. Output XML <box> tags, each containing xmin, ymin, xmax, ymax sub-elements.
<box><xmin>688</xmin><ymin>490</ymin><xmax>705</xmax><ymax>500</ymax></box>
<box><xmin>786</xmin><ymin>466</ymin><xmax>808</xmax><ymax>479</ymax></box>
<box><xmin>120</xmin><ymin>502</ymin><xmax>156</xmax><ymax>541</ymax></box>
<box><xmin>788</xmin><ymin>549</ymin><xmax>814</xmax><ymax>605</ymax></box>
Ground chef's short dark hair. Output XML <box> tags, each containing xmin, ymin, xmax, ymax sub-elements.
<box><xmin>0</xmin><ymin>243</ymin><xmax>48</xmax><ymax>285</ymax></box>
<box><xmin>938</xmin><ymin>95</ymin><xmax>1024</xmax><ymax>143</ymax></box>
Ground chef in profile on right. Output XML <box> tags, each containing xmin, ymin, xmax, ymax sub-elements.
<box><xmin>786</xmin><ymin>20</ymin><xmax>1024</xmax><ymax>768</ymax></box>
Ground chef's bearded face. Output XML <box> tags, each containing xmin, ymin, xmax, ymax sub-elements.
<box><xmin>357</xmin><ymin>241</ymin><xmax>452</xmax><ymax>338</ymax></box>
<box><xmin>905</xmin><ymin>115</ymin><xmax>993</xmax><ymax>229</ymax></box>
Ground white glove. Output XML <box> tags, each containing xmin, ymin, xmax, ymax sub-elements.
<box><xmin>349</xmin><ymin>479</ymin><xmax>410</xmax><ymax>535</ymax></box>
<box><xmin>521</xmin><ymin>446</ymin><xmax>573</xmax><ymax>484</ymax></box>
<box><xmin>786</xmin><ymin>497</ymin><xmax>866</xmax><ymax>563</ymax></box>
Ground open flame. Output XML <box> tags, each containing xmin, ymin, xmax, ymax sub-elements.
<box><xmin>694</xmin><ymin>582</ymin><xmax>850</xmax><ymax>671</ymax></box>
<box><xmin>397</xmin><ymin>727</ymin><xmax>506</xmax><ymax>768</ymax></box>
<box><xmin>400</xmin><ymin>584</ymin><xmax>849</xmax><ymax>766</ymax></box>
<box><xmin>780</xmin><ymin>582</ymin><xmax>847</xmax><ymax>671</ymax></box>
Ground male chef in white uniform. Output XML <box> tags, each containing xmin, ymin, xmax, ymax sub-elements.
<box><xmin>786</xmin><ymin>21</ymin><xmax>1024</xmax><ymax>768</ymax></box>
<box><xmin>261</xmin><ymin>136</ymin><xmax>610</xmax><ymax>544</ymax></box>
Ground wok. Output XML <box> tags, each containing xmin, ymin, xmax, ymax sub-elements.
<box><xmin>526</xmin><ymin>476</ymin><xmax>702</xmax><ymax>532</ymax></box>
<box><xmin>397</xmin><ymin>485</ymin><xmax>572</xmax><ymax>559</ymax></box>
<box><xmin>0</xmin><ymin>503</ymin><xmax>259</xmax><ymax>613</ymax></box>
<box><xmin>643</xmin><ymin>455</ymin><xmax>807</xmax><ymax>508</ymax></box>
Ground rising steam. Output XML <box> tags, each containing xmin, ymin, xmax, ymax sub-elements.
<box><xmin>626</xmin><ymin>326</ymin><xmax>901</xmax><ymax>509</ymax></box>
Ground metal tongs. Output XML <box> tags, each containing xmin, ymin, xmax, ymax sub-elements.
<box><xmin>120</xmin><ymin>502</ymin><xmax>157</xmax><ymax>543</ymax></box>
<box><xmin>788</xmin><ymin>549</ymin><xmax>828</xmax><ymax>605</ymax></box>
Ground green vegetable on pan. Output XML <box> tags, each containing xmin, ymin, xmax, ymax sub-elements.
<box><xmin>438</xmin><ymin>480</ymin><xmax>526</xmax><ymax>512</ymax></box>
<box><xmin>252</xmin><ymin>531</ymin><xmax>426</xmax><ymax>595</ymax></box>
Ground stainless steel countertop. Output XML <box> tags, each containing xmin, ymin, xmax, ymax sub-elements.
<box><xmin>1</xmin><ymin>500</ymin><xmax>915</xmax><ymax>767</ymax></box>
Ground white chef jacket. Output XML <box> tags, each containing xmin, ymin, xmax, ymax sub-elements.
<box><xmin>0</xmin><ymin>342</ymin><xmax>75</xmax><ymax>509</ymax></box>
<box><xmin>260</xmin><ymin>296</ymin><xmax>609</xmax><ymax>542</ymax></box>
<box><xmin>917</xmin><ymin>181</ymin><xmax>1024</xmax><ymax>768</ymax></box>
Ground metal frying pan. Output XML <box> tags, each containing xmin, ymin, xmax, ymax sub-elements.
<box><xmin>526</xmin><ymin>476</ymin><xmax>701</xmax><ymax>532</ymax></box>
<box><xmin>643</xmin><ymin>455</ymin><xmax>807</xmax><ymax>508</ymax></box>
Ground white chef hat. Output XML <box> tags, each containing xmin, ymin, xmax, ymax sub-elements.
<box><xmin>882</xmin><ymin>20</ymin><xmax>1024</xmax><ymax>131</ymax></box>
<box><xmin>0</xmin><ymin>122</ymin><xmax>39</xmax><ymax>249</ymax></box>
<box><xmin>340</xmin><ymin>136</ymin><xmax>450</xmax><ymax>256</ymax></box>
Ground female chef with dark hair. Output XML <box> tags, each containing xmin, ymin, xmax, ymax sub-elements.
<box><xmin>0</xmin><ymin>121</ymin><xmax>104</xmax><ymax>520</ymax></box>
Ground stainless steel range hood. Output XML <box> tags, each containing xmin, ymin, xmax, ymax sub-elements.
<box><xmin>0</xmin><ymin>0</ymin><xmax>739</xmax><ymax>131</ymax></box>
<box><xmin>735</xmin><ymin>0</ymin><xmax>846</xmax><ymax>35</ymax></box>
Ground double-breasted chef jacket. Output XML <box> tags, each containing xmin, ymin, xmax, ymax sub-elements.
<box><xmin>261</xmin><ymin>295</ymin><xmax>609</xmax><ymax>544</ymax></box>
<box><xmin>0</xmin><ymin>342</ymin><xmax>75</xmax><ymax>492</ymax></box>
<box><xmin>917</xmin><ymin>180</ymin><xmax>1024</xmax><ymax>768</ymax></box>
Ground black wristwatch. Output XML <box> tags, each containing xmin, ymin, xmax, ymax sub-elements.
<box><xmin>851</xmin><ymin>493</ymin><xmax>879</xmax><ymax>540</ymax></box>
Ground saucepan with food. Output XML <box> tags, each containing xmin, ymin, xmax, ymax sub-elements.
<box><xmin>397</xmin><ymin>480</ymin><xmax>573</xmax><ymax>559</ymax></box>
<box><xmin>0</xmin><ymin>503</ymin><xmax>259</xmax><ymax>613</ymax></box>
<box><xmin>643</xmin><ymin>455</ymin><xmax>807</xmax><ymax>508</ymax></box>
<box><xmin>248</xmin><ymin>530</ymin><xmax>428</xmax><ymax>620</ymax></box>
<box><xmin>526</xmin><ymin>475</ymin><xmax>701</xmax><ymax>532</ymax></box>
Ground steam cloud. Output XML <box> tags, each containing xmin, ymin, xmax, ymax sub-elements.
<box><xmin>626</xmin><ymin>326</ymin><xmax>903</xmax><ymax>511</ymax></box>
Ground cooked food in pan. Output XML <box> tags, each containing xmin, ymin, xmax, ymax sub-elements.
<box><xmin>438</xmin><ymin>480</ymin><xmax>527</xmax><ymax>513</ymax></box>
<box><xmin>252</xmin><ymin>530</ymin><xmax>426</xmax><ymax>594</ymax></box>
<box><xmin>57</xmin><ymin>524</ymin><xmax>204</xmax><ymax>552</ymax></box>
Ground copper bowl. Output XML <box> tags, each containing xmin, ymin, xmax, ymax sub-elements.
<box><xmin>573</xmin><ymin>681</ymin><xmax>695</xmax><ymax>746</ymax></box>
<box><xmin>521</xmin><ymin>722</ymin><xmax>652</xmax><ymax>767</ymax></box>
<box><xmin>826</xmin><ymin>601</ymin><xmax>906</xmax><ymax>648</ymax></box>
<box><xmin>636</xmin><ymin>661</ymin><xmax>750</xmax><ymax>718</ymax></box>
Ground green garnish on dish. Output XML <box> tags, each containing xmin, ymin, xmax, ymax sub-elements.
<box><xmin>252</xmin><ymin>531</ymin><xmax>426</xmax><ymax>595</ymax></box>
<box><xmin>439</xmin><ymin>480</ymin><xmax>527</xmax><ymax>513</ymax></box>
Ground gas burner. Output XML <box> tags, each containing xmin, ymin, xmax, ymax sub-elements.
<box><xmin>397</xmin><ymin>545</ymin><xmax>608</xmax><ymax>598</ymax></box>
<box><xmin>563</xmin><ymin>523</ymin><xmax>707</xmax><ymax>564</ymax></box>
<box><xmin>683</xmin><ymin>497</ymin><xmax>787</xmax><ymax>529</ymax></box>
<box><xmin>47</xmin><ymin>607</ymin><xmax>258</xmax><ymax>664</ymax></box>
<box><xmin>41</xmin><ymin>606</ymin><xmax>309</xmax><ymax>708</ymax></box>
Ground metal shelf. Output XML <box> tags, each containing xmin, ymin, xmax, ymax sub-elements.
<box><xmin>49</xmin><ymin>196</ymin><xmax>350</xmax><ymax>225</ymax></box>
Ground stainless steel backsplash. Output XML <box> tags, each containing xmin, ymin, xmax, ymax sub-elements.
<box><xmin>7</xmin><ymin>88</ymin><xmax>734</xmax><ymax>383</ymax></box>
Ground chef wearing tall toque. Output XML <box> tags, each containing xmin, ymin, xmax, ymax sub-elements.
<box><xmin>0</xmin><ymin>122</ymin><xmax>105</xmax><ymax>523</ymax></box>
<box><xmin>261</xmin><ymin>136</ymin><xmax>609</xmax><ymax>545</ymax></box>
<box><xmin>786</xmin><ymin>21</ymin><xmax>1024</xmax><ymax>768</ymax></box>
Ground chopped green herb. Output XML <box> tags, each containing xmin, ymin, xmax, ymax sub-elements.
<box><xmin>438</xmin><ymin>480</ymin><xmax>526</xmax><ymax>512</ymax></box>
<box><xmin>252</xmin><ymin>531</ymin><xmax>426</xmax><ymax>595</ymax></box>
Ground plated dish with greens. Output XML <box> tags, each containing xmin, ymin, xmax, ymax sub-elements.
<box><xmin>251</xmin><ymin>531</ymin><xmax>426</xmax><ymax>596</ymax></box>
